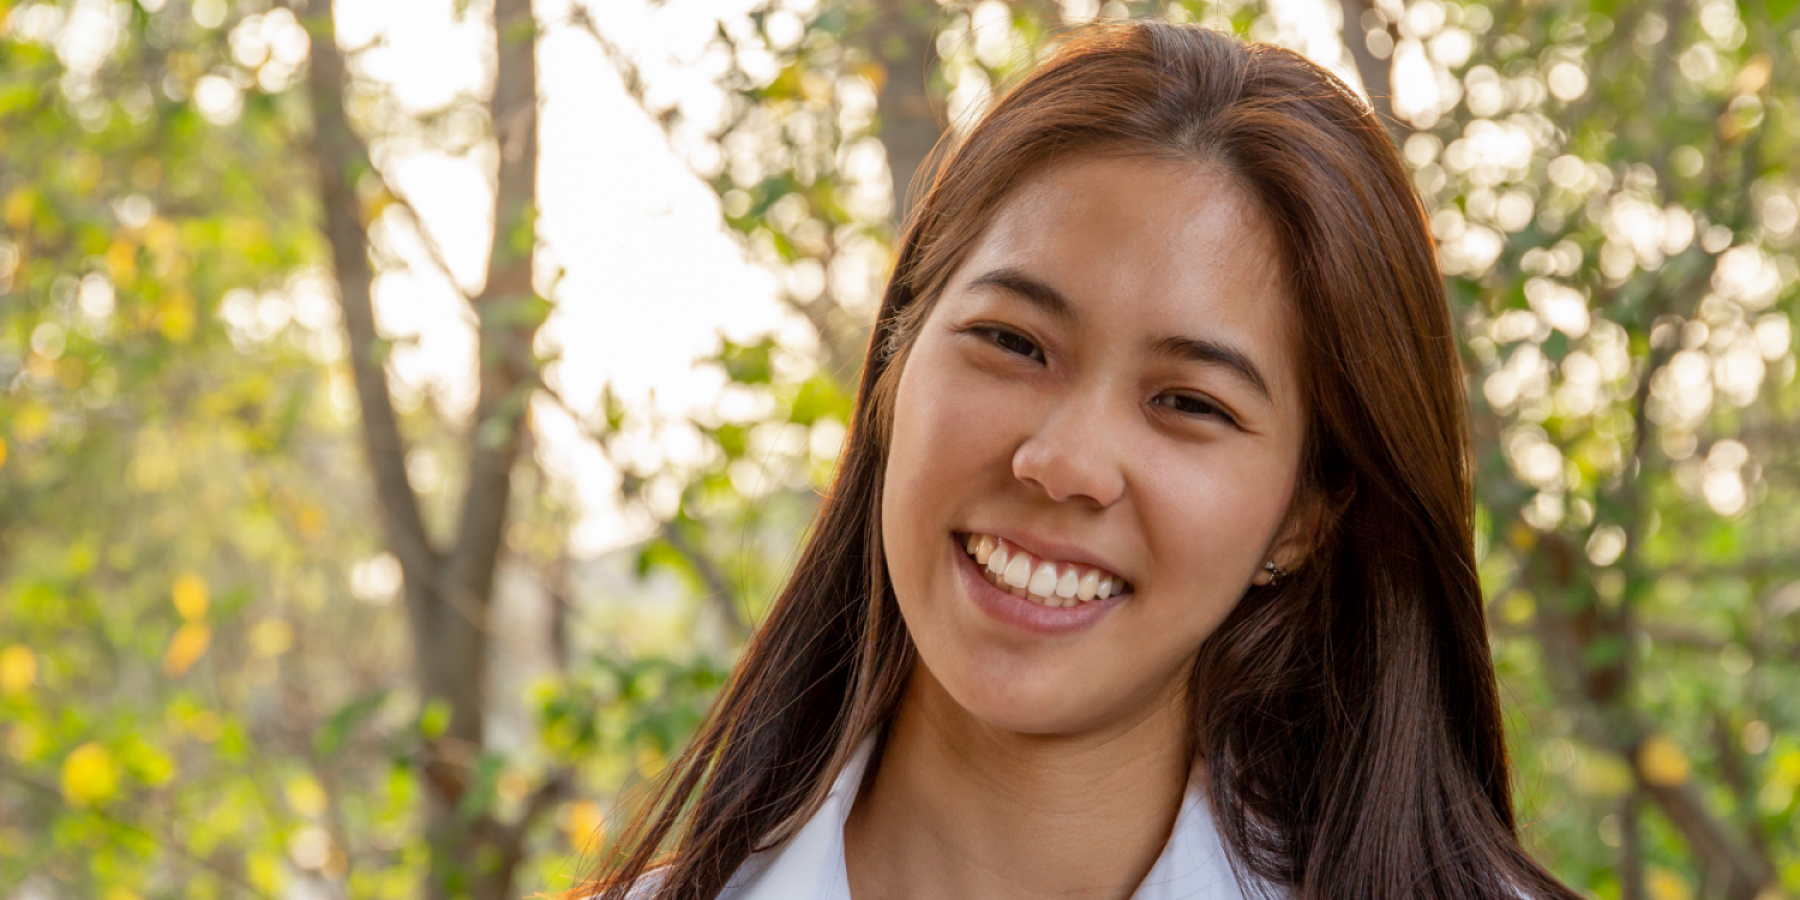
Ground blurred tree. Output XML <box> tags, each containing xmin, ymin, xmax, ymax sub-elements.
<box><xmin>0</xmin><ymin>0</ymin><xmax>414</xmax><ymax>897</ymax></box>
<box><xmin>1</xmin><ymin>0</ymin><xmax>584</xmax><ymax>899</ymax></box>
<box><xmin>1392</xmin><ymin>3</ymin><xmax>1800</xmax><ymax>897</ymax></box>
<box><xmin>300</xmin><ymin>0</ymin><xmax>572</xmax><ymax>896</ymax></box>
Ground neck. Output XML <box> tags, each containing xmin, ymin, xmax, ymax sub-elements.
<box><xmin>843</xmin><ymin>664</ymin><xmax>1193</xmax><ymax>900</ymax></box>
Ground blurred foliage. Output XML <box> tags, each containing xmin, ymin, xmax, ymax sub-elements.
<box><xmin>0</xmin><ymin>1</ymin><xmax>720</xmax><ymax>898</ymax></box>
<box><xmin>2</xmin><ymin>0</ymin><xmax>1798</xmax><ymax>899</ymax></box>
<box><xmin>0</xmin><ymin>1</ymin><xmax>407</xmax><ymax>895</ymax></box>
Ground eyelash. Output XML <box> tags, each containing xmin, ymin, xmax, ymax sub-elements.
<box><xmin>975</xmin><ymin>325</ymin><xmax>1045</xmax><ymax>363</ymax></box>
<box><xmin>971</xmin><ymin>325</ymin><xmax>1239</xmax><ymax>427</ymax></box>
<box><xmin>1151</xmin><ymin>393</ymin><xmax>1237</xmax><ymax>426</ymax></box>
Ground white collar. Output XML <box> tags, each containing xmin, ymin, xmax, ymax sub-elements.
<box><xmin>717</xmin><ymin>735</ymin><xmax>1265</xmax><ymax>900</ymax></box>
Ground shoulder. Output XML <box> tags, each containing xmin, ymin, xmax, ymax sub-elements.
<box><xmin>593</xmin><ymin>868</ymin><xmax>662</xmax><ymax>900</ymax></box>
<box><xmin>614</xmin><ymin>859</ymin><xmax>770</xmax><ymax>900</ymax></box>
<box><xmin>633</xmin><ymin>870</ymin><xmax>667</xmax><ymax>900</ymax></box>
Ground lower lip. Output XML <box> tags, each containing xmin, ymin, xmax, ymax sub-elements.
<box><xmin>952</xmin><ymin>534</ymin><xmax>1126</xmax><ymax>636</ymax></box>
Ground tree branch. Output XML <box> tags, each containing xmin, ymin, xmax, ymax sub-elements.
<box><xmin>448</xmin><ymin>0</ymin><xmax>541</xmax><ymax>600</ymax></box>
<box><xmin>659</xmin><ymin>518</ymin><xmax>750</xmax><ymax>636</ymax></box>
<box><xmin>568</xmin><ymin>7</ymin><xmax>869</xmax><ymax>385</ymax></box>
<box><xmin>299</xmin><ymin>0</ymin><xmax>438</xmax><ymax>611</ymax></box>
<box><xmin>488</xmin><ymin>770</ymin><xmax>572</xmax><ymax>889</ymax></box>
<box><xmin>1619</xmin><ymin>790</ymin><xmax>1646</xmax><ymax>900</ymax></box>
<box><xmin>533</xmin><ymin>383</ymin><xmax>751</xmax><ymax>638</ymax></box>
<box><xmin>1632</xmin><ymin>770</ymin><xmax>1773</xmax><ymax>899</ymax></box>
<box><xmin>869</xmin><ymin>0</ymin><xmax>947</xmax><ymax>226</ymax></box>
<box><xmin>380</xmin><ymin>183</ymin><xmax>478</xmax><ymax>307</ymax></box>
<box><xmin>1337</xmin><ymin>0</ymin><xmax>1399</xmax><ymax>133</ymax></box>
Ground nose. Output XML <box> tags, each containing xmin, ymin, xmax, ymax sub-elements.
<box><xmin>1011</xmin><ymin>389</ymin><xmax>1126</xmax><ymax>509</ymax></box>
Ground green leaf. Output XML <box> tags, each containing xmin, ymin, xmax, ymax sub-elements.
<box><xmin>788</xmin><ymin>375</ymin><xmax>847</xmax><ymax>426</ymax></box>
<box><xmin>315</xmin><ymin>690</ymin><xmax>390</xmax><ymax>758</ymax></box>
<box><xmin>419</xmin><ymin>698</ymin><xmax>452</xmax><ymax>739</ymax></box>
<box><xmin>477</xmin><ymin>293</ymin><xmax>552</xmax><ymax>331</ymax></box>
<box><xmin>455</xmin><ymin>753</ymin><xmax>506</xmax><ymax>821</ymax></box>
<box><xmin>717</xmin><ymin>337</ymin><xmax>777</xmax><ymax>385</ymax></box>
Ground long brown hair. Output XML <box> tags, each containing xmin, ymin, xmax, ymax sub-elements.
<box><xmin>581</xmin><ymin>21</ymin><xmax>1578</xmax><ymax>900</ymax></box>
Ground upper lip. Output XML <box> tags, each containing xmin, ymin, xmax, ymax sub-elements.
<box><xmin>960</xmin><ymin>529</ymin><xmax>1133</xmax><ymax>585</ymax></box>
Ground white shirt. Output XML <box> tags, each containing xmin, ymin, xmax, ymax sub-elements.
<box><xmin>700</xmin><ymin>735</ymin><xmax>1269</xmax><ymax>900</ymax></box>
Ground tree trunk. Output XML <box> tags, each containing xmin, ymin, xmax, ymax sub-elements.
<box><xmin>1337</xmin><ymin>0</ymin><xmax>1398</xmax><ymax>130</ymax></box>
<box><xmin>301</xmin><ymin>0</ymin><xmax>554</xmax><ymax>895</ymax></box>
<box><xmin>869</xmin><ymin>0</ymin><xmax>945</xmax><ymax>229</ymax></box>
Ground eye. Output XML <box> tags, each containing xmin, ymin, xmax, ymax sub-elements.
<box><xmin>1153</xmin><ymin>392</ymin><xmax>1238</xmax><ymax>427</ymax></box>
<box><xmin>976</xmin><ymin>326</ymin><xmax>1045</xmax><ymax>363</ymax></box>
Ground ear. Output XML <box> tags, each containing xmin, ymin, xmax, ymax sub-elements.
<box><xmin>1253</xmin><ymin>478</ymin><xmax>1353</xmax><ymax>584</ymax></box>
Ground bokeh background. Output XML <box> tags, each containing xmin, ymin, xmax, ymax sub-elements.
<box><xmin>1</xmin><ymin>0</ymin><xmax>1797</xmax><ymax>897</ymax></box>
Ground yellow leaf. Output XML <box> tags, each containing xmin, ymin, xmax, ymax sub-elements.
<box><xmin>0</xmin><ymin>436</ymin><xmax>8</xmax><ymax>469</ymax></box>
<box><xmin>636</xmin><ymin>745</ymin><xmax>667</xmax><ymax>778</ymax></box>
<box><xmin>105</xmin><ymin>239</ymin><xmax>138</xmax><ymax>283</ymax></box>
<box><xmin>0</xmin><ymin>644</ymin><xmax>35</xmax><ymax>695</ymax></box>
<box><xmin>162</xmin><ymin>623</ymin><xmax>211</xmax><ymax>677</ymax></box>
<box><xmin>559</xmin><ymin>799</ymin><xmax>606</xmax><ymax>852</ymax></box>
<box><xmin>247</xmin><ymin>851</ymin><xmax>282</xmax><ymax>895</ymax></box>
<box><xmin>854</xmin><ymin>61</ymin><xmax>886</xmax><ymax>93</ymax></box>
<box><xmin>144</xmin><ymin>216</ymin><xmax>178</xmax><ymax>255</ymax></box>
<box><xmin>183</xmin><ymin>709</ymin><xmax>223</xmax><ymax>744</ymax></box>
<box><xmin>1647</xmin><ymin>867</ymin><xmax>1691</xmax><ymax>900</ymax></box>
<box><xmin>285</xmin><ymin>774</ymin><xmax>328</xmax><ymax>817</ymax></box>
<box><xmin>118</xmin><ymin>735</ymin><xmax>176</xmax><ymax>787</ymax></box>
<box><xmin>61</xmin><ymin>742</ymin><xmax>118</xmax><ymax>807</ymax></box>
<box><xmin>106</xmin><ymin>887</ymin><xmax>142</xmax><ymax>900</ymax></box>
<box><xmin>3</xmin><ymin>187</ymin><xmax>33</xmax><ymax>231</ymax></box>
<box><xmin>249</xmin><ymin>619</ymin><xmax>294</xmax><ymax>658</ymax></box>
<box><xmin>13</xmin><ymin>404</ymin><xmax>49</xmax><ymax>442</ymax></box>
<box><xmin>158</xmin><ymin>292</ymin><xmax>195</xmax><ymax>343</ymax></box>
<box><xmin>1500</xmin><ymin>590</ymin><xmax>1535</xmax><ymax>625</ymax></box>
<box><xmin>295</xmin><ymin>505</ymin><xmax>325</xmax><ymax>541</ymax></box>
<box><xmin>1639</xmin><ymin>735</ymin><xmax>1691</xmax><ymax>787</ymax></box>
<box><xmin>360</xmin><ymin>185</ymin><xmax>397</xmax><ymax>226</ymax></box>
<box><xmin>172</xmin><ymin>574</ymin><xmax>208</xmax><ymax>620</ymax></box>
<box><xmin>1571</xmin><ymin>748</ymin><xmax>1634</xmax><ymax>798</ymax></box>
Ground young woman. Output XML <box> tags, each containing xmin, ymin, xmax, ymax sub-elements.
<box><xmin>582</xmin><ymin>20</ymin><xmax>1580</xmax><ymax>900</ymax></box>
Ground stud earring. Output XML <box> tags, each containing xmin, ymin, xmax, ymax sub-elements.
<box><xmin>1258</xmin><ymin>561</ymin><xmax>1289</xmax><ymax>587</ymax></box>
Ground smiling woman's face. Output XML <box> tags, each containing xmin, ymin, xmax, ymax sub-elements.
<box><xmin>880</xmin><ymin>154</ymin><xmax>1312</xmax><ymax>736</ymax></box>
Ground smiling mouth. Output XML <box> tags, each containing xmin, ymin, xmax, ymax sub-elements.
<box><xmin>957</xmin><ymin>533</ymin><xmax>1133</xmax><ymax>608</ymax></box>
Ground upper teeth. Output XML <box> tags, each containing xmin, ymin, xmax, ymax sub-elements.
<box><xmin>962</xmin><ymin>534</ymin><xmax>1130</xmax><ymax>607</ymax></box>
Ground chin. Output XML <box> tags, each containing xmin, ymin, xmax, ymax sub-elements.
<box><xmin>925</xmin><ymin>656</ymin><xmax>1114</xmax><ymax>736</ymax></box>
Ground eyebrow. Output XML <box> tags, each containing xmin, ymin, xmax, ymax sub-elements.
<box><xmin>1149</xmin><ymin>335</ymin><xmax>1272</xmax><ymax>402</ymax></box>
<box><xmin>965</xmin><ymin>266</ymin><xmax>1273</xmax><ymax>403</ymax></box>
<box><xmin>966</xmin><ymin>268</ymin><xmax>1079</xmax><ymax>324</ymax></box>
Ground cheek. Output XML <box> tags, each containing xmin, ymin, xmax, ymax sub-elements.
<box><xmin>881</xmin><ymin>347</ymin><xmax>985</xmax><ymax>592</ymax></box>
<box><xmin>1136</xmin><ymin>446</ymin><xmax>1296</xmax><ymax>614</ymax></box>
<box><xmin>882</xmin><ymin>341</ymin><xmax>1023</xmax><ymax>532</ymax></box>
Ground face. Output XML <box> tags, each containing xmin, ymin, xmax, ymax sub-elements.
<box><xmin>880</xmin><ymin>154</ymin><xmax>1312</xmax><ymax>737</ymax></box>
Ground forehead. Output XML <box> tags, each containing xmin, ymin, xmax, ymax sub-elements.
<box><xmin>952</xmin><ymin>153</ymin><xmax>1301</xmax><ymax>395</ymax></box>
